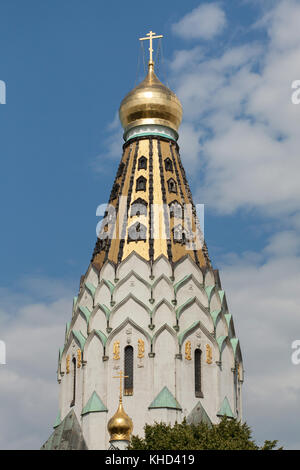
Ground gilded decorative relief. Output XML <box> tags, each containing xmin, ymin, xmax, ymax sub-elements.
<box><xmin>77</xmin><ymin>349</ymin><xmax>82</xmax><ymax>368</ymax></box>
<box><xmin>113</xmin><ymin>341</ymin><xmax>120</xmax><ymax>360</ymax></box>
<box><xmin>206</xmin><ymin>344</ymin><xmax>213</xmax><ymax>364</ymax></box>
<box><xmin>137</xmin><ymin>339</ymin><xmax>145</xmax><ymax>358</ymax></box>
<box><xmin>238</xmin><ymin>363</ymin><xmax>242</xmax><ymax>381</ymax></box>
<box><xmin>66</xmin><ymin>354</ymin><xmax>70</xmax><ymax>374</ymax></box>
<box><xmin>185</xmin><ymin>341</ymin><xmax>191</xmax><ymax>360</ymax></box>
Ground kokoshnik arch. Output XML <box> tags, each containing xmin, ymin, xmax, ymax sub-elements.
<box><xmin>42</xmin><ymin>31</ymin><xmax>244</xmax><ymax>450</ymax></box>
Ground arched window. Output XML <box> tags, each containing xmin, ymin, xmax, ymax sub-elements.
<box><xmin>167</xmin><ymin>178</ymin><xmax>177</xmax><ymax>194</ymax></box>
<box><xmin>70</xmin><ymin>357</ymin><xmax>76</xmax><ymax>406</ymax></box>
<box><xmin>195</xmin><ymin>349</ymin><xmax>203</xmax><ymax>398</ymax></box>
<box><xmin>164</xmin><ymin>158</ymin><xmax>173</xmax><ymax>172</ymax></box>
<box><xmin>138</xmin><ymin>156</ymin><xmax>147</xmax><ymax>170</ymax></box>
<box><xmin>136</xmin><ymin>176</ymin><xmax>147</xmax><ymax>192</ymax></box>
<box><xmin>130</xmin><ymin>198</ymin><xmax>148</xmax><ymax>217</ymax></box>
<box><xmin>172</xmin><ymin>224</ymin><xmax>184</xmax><ymax>243</ymax></box>
<box><xmin>128</xmin><ymin>222</ymin><xmax>147</xmax><ymax>242</ymax></box>
<box><xmin>124</xmin><ymin>346</ymin><xmax>134</xmax><ymax>396</ymax></box>
<box><xmin>169</xmin><ymin>201</ymin><xmax>182</xmax><ymax>219</ymax></box>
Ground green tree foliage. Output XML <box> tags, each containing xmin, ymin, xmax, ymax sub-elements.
<box><xmin>128</xmin><ymin>417</ymin><xmax>281</xmax><ymax>450</ymax></box>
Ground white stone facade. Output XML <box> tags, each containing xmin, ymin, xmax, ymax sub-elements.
<box><xmin>57</xmin><ymin>252</ymin><xmax>243</xmax><ymax>450</ymax></box>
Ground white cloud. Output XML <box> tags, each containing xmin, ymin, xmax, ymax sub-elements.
<box><xmin>0</xmin><ymin>277</ymin><xmax>74</xmax><ymax>449</ymax></box>
<box><xmin>172</xmin><ymin>3</ymin><xmax>227</xmax><ymax>40</ymax></box>
<box><xmin>220</xmin><ymin>230</ymin><xmax>300</xmax><ymax>448</ymax></box>
<box><xmin>92</xmin><ymin>112</ymin><xmax>123</xmax><ymax>173</ymax></box>
<box><xmin>171</xmin><ymin>46</ymin><xmax>204</xmax><ymax>71</ymax></box>
<box><xmin>170</xmin><ymin>1</ymin><xmax>300</xmax><ymax>448</ymax></box>
<box><xmin>264</xmin><ymin>230</ymin><xmax>300</xmax><ymax>257</ymax></box>
<box><xmin>265</xmin><ymin>0</ymin><xmax>300</xmax><ymax>51</ymax></box>
<box><xmin>172</xmin><ymin>0</ymin><xmax>300</xmax><ymax>218</ymax></box>
<box><xmin>177</xmin><ymin>123</ymin><xmax>203</xmax><ymax>172</ymax></box>
<box><xmin>2</xmin><ymin>0</ymin><xmax>300</xmax><ymax>451</ymax></box>
<box><xmin>1</xmin><ymin>255</ymin><xmax>299</xmax><ymax>449</ymax></box>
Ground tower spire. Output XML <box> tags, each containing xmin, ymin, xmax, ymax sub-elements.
<box><xmin>42</xmin><ymin>33</ymin><xmax>243</xmax><ymax>451</ymax></box>
<box><xmin>139</xmin><ymin>30</ymin><xmax>163</xmax><ymax>68</ymax></box>
<box><xmin>107</xmin><ymin>370</ymin><xmax>133</xmax><ymax>449</ymax></box>
<box><xmin>113</xmin><ymin>369</ymin><xmax>128</xmax><ymax>404</ymax></box>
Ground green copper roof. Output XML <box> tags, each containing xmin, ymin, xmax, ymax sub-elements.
<box><xmin>73</xmin><ymin>296</ymin><xmax>78</xmax><ymax>309</ymax></box>
<box><xmin>175</xmin><ymin>297</ymin><xmax>194</xmax><ymax>319</ymax></box>
<box><xmin>205</xmin><ymin>285</ymin><xmax>215</xmax><ymax>302</ymax></box>
<box><xmin>53</xmin><ymin>411</ymin><xmax>61</xmax><ymax>429</ymax></box>
<box><xmin>58</xmin><ymin>348</ymin><xmax>63</xmax><ymax>361</ymax></box>
<box><xmin>217</xmin><ymin>397</ymin><xmax>234</xmax><ymax>418</ymax></box>
<box><xmin>103</xmin><ymin>279</ymin><xmax>115</xmax><ymax>295</ymax></box>
<box><xmin>149</xmin><ymin>386</ymin><xmax>182</xmax><ymax>410</ymax></box>
<box><xmin>218</xmin><ymin>290</ymin><xmax>225</xmax><ymax>304</ymax></box>
<box><xmin>174</xmin><ymin>275</ymin><xmax>190</xmax><ymax>295</ymax></box>
<box><xmin>82</xmin><ymin>391</ymin><xmax>108</xmax><ymax>415</ymax></box>
<box><xmin>217</xmin><ymin>335</ymin><xmax>227</xmax><ymax>351</ymax></box>
<box><xmin>99</xmin><ymin>303</ymin><xmax>111</xmax><ymax>320</ymax></box>
<box><xmin>72</xmin><ymin>330</ymin><xmax>87</xmax><ymax>351</ymax></box>
<box><xmin>41</xmin><ymin>409</ymin><xmax>88</xmax><ymax>450</ymax></box>
<box><xmin>225</xmin><ymin>313</ymin><xmax>232</xmax><ymax>327</ymax></box>
<box><xmin>211</xmin><ymin>309</ymin><xmax>221</xmax><ymax>326</ymax></box>
<box><xmin>230</xmin><ymin>338</ymin><xmax>239</xmax><ymax>356</ymax></box>
<box><xmin>85</xmin><ymin>282</ymin><xmax>96</xmax><ymax>298</ymax></box>
<box><xmin>178</xmin><ymin>321</ymin><xmax>199</xmax><ymax>346</ymax></box>
<box><xmin>94</xmin><ymin>329</ymin><xmax>108</xmax><ymax>347</ymax></box>
<box><xmin>79</xmin><ymin>305</ymin><xmax>92</xmax><ymax>323</ymax></box>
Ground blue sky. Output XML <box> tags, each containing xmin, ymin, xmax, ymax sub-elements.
<box><xmin>1</xmin><ymin>0</ymin><xmax>300</xmax><ymax>450</ymax></box>
<box><xmin>0</xmin><ymin>0</ymin><xmax>265</xmax><ymax>286</ymax></box>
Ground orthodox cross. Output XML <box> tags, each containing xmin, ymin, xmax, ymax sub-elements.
<box><xmin>113</xmin><ymin>369</ymin><xmax>128</xmax><ymax>402</ymax></box>
<box><xmin>139</xmin><ymin>30</ymin><xmax>163</xmax><ymax>64</ymax></box>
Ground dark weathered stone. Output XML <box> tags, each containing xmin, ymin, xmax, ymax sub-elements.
<box><xmin>41</xmin><ymin>409</ymin><xmax>88</xmax><ymax>450</ymax></box>
<box><xmin>186</xmin><ymin>401</ymin><xmax>212</xmax><ymax>427</ymax></box>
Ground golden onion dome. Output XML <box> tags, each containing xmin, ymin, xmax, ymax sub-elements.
<box><xmin>119</xmin><ymin>62</ymin><xmax>182</xmax><ymax>139</ymax></box>
<box><xmin>107</xmin><ymin>400</ymin><xmax>133</xmax><ymax>442</ymax></box>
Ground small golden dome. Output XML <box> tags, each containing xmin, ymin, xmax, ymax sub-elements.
<box><xmin>119</xmin><ymin>62</ymin><xmax>182</xmax><ymax>137</ymax></box>
<box><xmin>107</xmin><ymin>400</ymin><xmax>133</xmax><ymax>442</ymax></box>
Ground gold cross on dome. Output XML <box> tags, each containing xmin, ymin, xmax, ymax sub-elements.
<box><xmin>113</xmin><ymin>370</ymin><xmax>128</xmax><ymax>402</ymax></box>
<box><xmin>139</xmin><ymin>30</ymin><xmax>163</xmax><ymax>64</ymax></box>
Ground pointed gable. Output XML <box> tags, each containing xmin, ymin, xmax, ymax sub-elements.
<box><xmin>41</xmin><ymin>409</ymin><xmax>88</xmax><ymax>450</ymax></box>
<box><xmin>186</xmin><ymin>401</ymin><xmax>212</xmax><ymax>426</ymax></box>
<box><xmin>82</xmin><ymin>391</ymin><xmax>108</xmax><ymax>415</ymax></box>
<box><xmin>149</xmin><ymin>386</ymin><xmax>182</xmax><ymax>410</ymax></box>
<box><xmin>217</xmin><ymin>397</ymin><xmax>234</xmax><ymax>418</ymax></box>
<box><xmin>53</xmin><ymin>411</ymin><xmax>61</xmax><ymax>429</ymax></box>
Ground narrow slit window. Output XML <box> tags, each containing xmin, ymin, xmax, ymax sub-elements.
<box><xmin>195</xmin><ymin>349</ymin><xmax>203</xmax><ymax>398</ymax></box>
<box><xmin>164</xmin><ymin>158</ymin><xmax>173</xmax><ymax>172</ymax></box>
<box><xmin>169</xmin><ymin>201</ymin><xmax>182</xmax><ymax>219</ymax></box>
<box><xmin>130</xmin><ymin>198</ymin><xmax>148</xmax><ymax>217</ymax></box>
<box><xmin>167</xmin><ymin>178</ymin><xmax>177</xmax><ymax>194</ymax></box>
<box><xmin>124</xmin><ymin>346</ymin><xmax>134</xmax><ymax>396</ymax></box>
<box><xmin>71</xmin><ymin>357</ymin><xmax>76</xmax><ymax>406</ymax></box>
<box><xmin>136</xmin><ymin>176</ymin><xmax>147</xmax><ymax>192</ymax></box>
<box><xmin>138</xmin><ymin>156</ymin><xmax>147</xmax><ymax>170</ymax></box>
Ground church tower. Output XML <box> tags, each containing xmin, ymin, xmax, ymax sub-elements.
<box><xmin>42</xmin><ymin>32</ymin><xmax>243</xmax><ymax>450</ymax></box>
